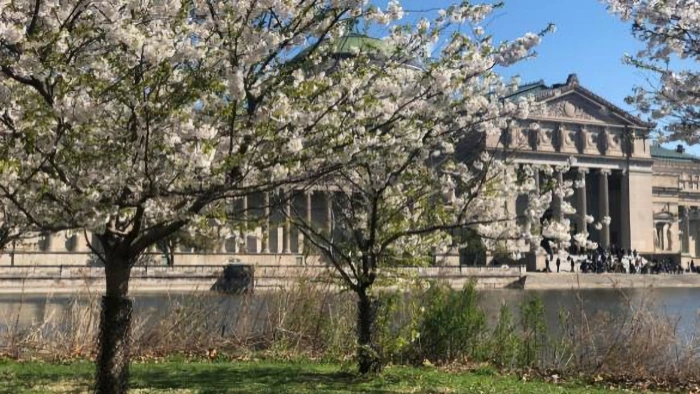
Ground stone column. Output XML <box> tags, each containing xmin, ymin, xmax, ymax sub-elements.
<box><xmin>301</xmin><ymin>191</ymin><xmax>313</xmax><ymax>249</ymax></box>
<box><xmin>621</xmin><ymin>171</ymin><xmax>631</xmax><ymax>250</ymax></box>
<box><xmin>326</xmin><ymin>192</ymin><xmax>333</xmax><ymax>236</ymax></box>
<box><xmin>551</xmin><ymin>170</ymin><xmax>565</xmax><ymax>222</ymax></box>
<box><xmin>228</xmin><ymin>235</ymin><xmax>241</xmax><ymax>254</ymax></box>
<box><xmin>306</xmin><ymin>191</ymin><xmax>313</xmax><ymax>224</ymax></box>
<box><xmin>252</xmin><ymin>227</ymin><xmax>262</xmax><ymax>253</ymax></box>
<box><xmin>694</xmin><ymin>217</ymin><xmax>700</xmax><ymax>257</ymax></box>
<box><xmin>302</xmin><ymin>191</ymin><xmax>313</xmax><ymax>253</ymax></box>
<box><xmin>240</xmin><ymin>196</ymin><xmax>248</xmax><ymax>253</ymax></box>
<box><xmin>524</xmin><ymin>169</ymin><xmax>540</xmax><ymax>233</ymax></box>
<box><xmin>599</xmin><ymin>169</ymin><xmax>611</xmax><ymax>249</ymax></box>
<box><xmin>683</xmin><ymin>206</ymin><xmax>691</xmax><ymax>254</ymax></box>
<box><xmin>276</xmin><ymin>227</ymin><xmax>284</xmax><ymax>253</ymax></box>
<box><xmin>524</xmin><ymin>168</ymin><xmax>541</xmax><ymax>271</ymax></box>
<box><xmin>262</xmin><ymin>192</ymin><xmax>270</xmax><ymax>253</ymax></box>
<box><xmin>662</xmin><ymin>223</ymin><xmax>669</xmax><ymax>251</ymax></box>
<box><xmin>576</xmin><ymin>168</ymin><xmax>588</xmax><ymax>235</ymax></box>
<box><xmin>284</xmin><ymin>198</ymin><xmax>292</xmax><ymax>254</ymax></box>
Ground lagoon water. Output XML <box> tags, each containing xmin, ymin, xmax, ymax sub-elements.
<box><xmin>1</xmin><ymin>288</ymin><xmax>699</xmax><ymax>337</ymax></box>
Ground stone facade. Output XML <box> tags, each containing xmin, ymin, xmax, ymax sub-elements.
<box><xmin>493</xmin><ymin>74</ymin><xmax>700</xmax><ymax>270</ymax></box>
<box><xmin>492</xmin><ymin>74</ymin><xmax>656</xmax><ymax>270</ymax></box>
<box><xmin>0</xmin><ymin>188</ymin><xmax>461</xmax><ymax>267</ymax></box>
<box><xmin>2</xmin><ymin>74</ymin><xmax>699</xmax><ymax>271</ymax></box>
<box><xmin>650</xmin><ymin>146</ymin><xmax>700</xmax><ymax>267</ymax></box>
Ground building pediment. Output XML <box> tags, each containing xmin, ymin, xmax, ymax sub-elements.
<box><xmin>494</xmin><ymin>74</ymin><xmax>655</xmax><ymax>159</ymax></box>
<box><xmin>532</xmin><ymin>92</ymin><xmax>631</xmax><ymax>126</ymax></box>
<box><xmin>510</xmin><ymin>74</ymin><xmax>654</xmax><ymax>130</ymax></box>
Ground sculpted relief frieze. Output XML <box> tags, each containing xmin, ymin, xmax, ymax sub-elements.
<box><xmin>509</xmin><ymin>120</ymin><xmax>626</xmax><ymax>156</ymax></box>
<box><xmin>551</xmin><ymin>124</ymin><xmax>575</xmax><ymax>152</ymax></box>
<box><xmin>551</xmin><ymin>101</ymin><xmax>593</xmax><ymax>120</ymax></box>
<box><xmin>529</xmin><ymin>95</ymin><xmax>625</xmax><ymax>126</ymax></box>
<box><xmin>495</xmin><ymin>91</ymin><xmax>643</xmax><ymax>157</ymax></box>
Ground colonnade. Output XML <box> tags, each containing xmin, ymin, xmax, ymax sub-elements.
<box><xmin>529</xmin><ymin>166</ymin><xmax>615</xmax><ymax>249</ymax></box>
<box><xmin>230</xmin><ymin>190</ymin><xmax>333</xmax><ymax>255</ymax></box>
<box><xmin>15</xmin><ymin>190</ymin><xmax>336</xmax><ymax>256</ymax></box>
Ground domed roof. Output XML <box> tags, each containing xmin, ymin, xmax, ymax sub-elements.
<box><xmin>328</xmin><ymin>34</ymin><xmax>390</xmax><ymax>57</ymax></box>
<box><xmin>293</xmin><ymin>34</ymin><xmax>391</xmax><ymax>62</ymax></box>
<box><xmin>291</xmin><ymin>34</ymin><xmax>425</xmax><ymax>71</ymax></box>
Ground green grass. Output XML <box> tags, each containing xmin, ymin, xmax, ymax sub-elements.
<box><xmin>0</xmin><ymin>359</ymin><xmax>645</xmax><ymax>393</ymax></box>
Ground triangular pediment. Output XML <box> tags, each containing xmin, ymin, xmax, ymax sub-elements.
<box><xmin>532</xmin><ymin>91</ymin><xmax>632</xmax><ymax>126</ymax></box>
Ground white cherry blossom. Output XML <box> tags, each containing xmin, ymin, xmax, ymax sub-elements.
<box><xmin>606</xmin><ymin>0</ymin><xmax>700</xmax><ymax>142</ymax></box>
<box><xmin>0</xmin><ymin>0</ymin><xmax>561</xmax><ymax>384</ymax></box>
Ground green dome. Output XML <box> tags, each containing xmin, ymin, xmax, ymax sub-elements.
<box><xmin>293</xmin><ymin>34</ymin><xmax>390</xmax><ymax>62</ymax></box>
<box><xmin>329</xmin><ymin>34</ymin><xmax>390</xmax><ymax>57</ymax></box>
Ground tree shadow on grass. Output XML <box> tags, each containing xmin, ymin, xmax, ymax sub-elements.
<box><xmin>0</xmin><ymin>364</ymin><xmax>93</xmax><ymax>394</ymax></box>
<box><xmin>131</xmin><ymin>363</ymin><xmax>410</xmax><ymax>393</ymax></box>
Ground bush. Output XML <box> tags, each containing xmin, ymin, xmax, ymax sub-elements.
<box><xmin>518</xmin><ymin>295</ymin><xmax>548</xmax><ymax>368</ymax></box>
<box><xmin>488</xmin><ymin>303</ymin><xmax>522</xmax><ymax>368</ymax></box>
<box><xmin>412</xmin><ymin>281</ymin><xmax>487</xmax><ymax>363</ymax></box>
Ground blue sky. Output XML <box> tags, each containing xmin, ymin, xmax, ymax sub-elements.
<box><xmin>372</xmin><ymin>0</ymin><xmax>697</xmax><ymax>153</ymax></box>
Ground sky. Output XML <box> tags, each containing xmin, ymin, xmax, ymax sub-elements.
<box><xmin>373</xmin><ymin>0</ymin><xmax>698</xmax><ymax>154</ymax></box>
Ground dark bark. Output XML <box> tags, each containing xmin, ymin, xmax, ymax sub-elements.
<box><xmin>357</xmin><ymin>289</ymin><xmax>382</xmax><ymax>374</ymax></box>
<box><xmin>94</xmin><ymin>257</ymin><xmax>133</xmax><ymax>394</ymax></box>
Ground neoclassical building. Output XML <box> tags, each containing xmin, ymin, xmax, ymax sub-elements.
<box><xmin>3</xmin><ymin>73</ymin><xmax>700</xmax><ymax>270</ymax></box>
<box><xmin>495</xmin><ymin>74</ymin><xmax>700</xmax><ymax>269</ymax></box>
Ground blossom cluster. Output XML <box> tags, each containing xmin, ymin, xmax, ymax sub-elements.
<box><xmin>606</xmin><ymin>0</ymin><xmax>700</xmax><ymax>142</ymax></box>
<box><xmin>0</xmin><ymin>0</ymin><xmax>584</xmax><ymax>274</ymax></box>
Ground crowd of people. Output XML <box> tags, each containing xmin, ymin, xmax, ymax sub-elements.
<box><xmin>543</xmin><ymin>244</ymin><xmax>698</xmax><ymax>274</ymax></box>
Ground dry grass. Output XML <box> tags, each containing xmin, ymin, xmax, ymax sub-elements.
<box><xmin>1</xmin><ymin>279</ymin><xmax>699</xmax><ymax>387</ymax></box>
<box><xmin>547</xmin><ymin>287</ymin><xmax>700</xmax><ymax>383</ymax></box>
<box><xmin>0</xmin><ymin>279</ymin><xmax>357</xmax><ymax>361</ymax></box>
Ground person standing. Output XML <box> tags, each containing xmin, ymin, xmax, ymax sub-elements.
<box><xmin>570</xmin><ymin>256</ymin><xmax>575</xmax><ymax>273</ymax></box>
<box><xmin>556</xmin><ymin>257</ymin><xmax>561</xmax><ymax>273</ymax></box>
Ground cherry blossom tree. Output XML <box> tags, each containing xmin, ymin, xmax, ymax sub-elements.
<box><xmin>0</xmin><ymin>1</ymin><xmax>373</xmax><ymax>392</ymax></box>
<box><xmin>606</xmin><ymin>0</ymin><xmax>700</xmax><ymax>142</ymax></box>
<box><xmin>283</xmin><ymin>2</ymin><xmax>559</xmax><ymax>373</ymax></box>
<box><xmin>0</xmin><ymin>0</ymin><xmax>572</xmax><ymax>386</ymax></box>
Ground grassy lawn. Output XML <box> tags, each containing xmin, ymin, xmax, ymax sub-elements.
<box><xmin>0</xmin><ymin>359</ymin><xmax>647</xmax><ymax>393</ymax></box>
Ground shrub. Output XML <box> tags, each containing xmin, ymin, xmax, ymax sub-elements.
<box><xmin>518</xmin><ymin>295</ymin><xmax>547</xmax><ymax>368</ymax></box>
<box><xmin>488</xmin><ymin>303</ymin><xmax>522</xmax><ymax>368</ymax></box>
<box><xmin>412</xmin><ymin>281</ymin><xmax>487</xmax><ymax>363</ymax></box>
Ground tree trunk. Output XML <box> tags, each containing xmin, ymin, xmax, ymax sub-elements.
<box><xmin>357</xmin><ymin>290</ymin><xmax>382</xmax><ymax>374</ymax></box>
<box><xmin>94</xmin><ymin>258</ymin><xmax>133</xmax><ymax>394</ymax></box>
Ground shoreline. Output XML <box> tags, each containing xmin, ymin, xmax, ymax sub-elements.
<box><xmin>522</xmin><ymin>272</ymin><xmax>700</xmax><ymax>290</ymax></box>
<box><xmin>1</xmin><ymin>265</ymin><xmax>700</xmax><ymax>294</ymax></box>
<box><xmin>2</xmin><ymin>273</ymin><xmax>700</xmax><ymax>295</ymax></box>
